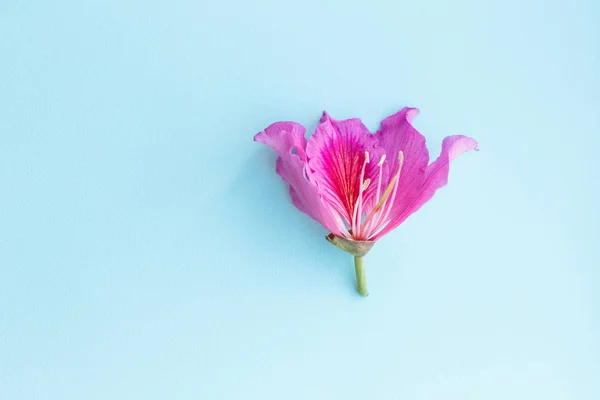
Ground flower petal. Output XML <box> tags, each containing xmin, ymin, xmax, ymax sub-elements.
<box><xmin>374</xmin><ymin>108</ymin><xmax>429</xmax><ymax>218</ymax></box>
<box><xmin>254</xmin><ymin>121</ymin><xmax>308</xmax><ymax>160</ymax></box>
<box><xmin>255</xmin><ymin>122</ymin><xmax>344</xmax><ymax>235</ymax></box>
<box><xmin>372</xmin><ymin>134</ymin><xmax>478</xmax><ymax>240</ymax></box>
<box><xmin>306</xmin><ymin>112</ymin><xmax>383</xmax><ymax>224</ymax></box>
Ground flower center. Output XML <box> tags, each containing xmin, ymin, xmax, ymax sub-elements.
<box><xmin>352</xmin><ymin>151</ymin><xmax>404</xmax><ymax>240</ymax></box>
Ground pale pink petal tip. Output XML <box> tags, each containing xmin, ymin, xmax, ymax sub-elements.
<box><xmin>320</xmin><ymin>111</ymin><xmax>332</xmax><ymax>123</ymax></box>
<box><xmin>446</xmin><ymin>135</ymin><xmax>478</xmax><ymax>162</ymax></box>
<box><xmin>405</xmin><ymin>107</ymin><xmax>420</xmax><ymax>122</ymax></box>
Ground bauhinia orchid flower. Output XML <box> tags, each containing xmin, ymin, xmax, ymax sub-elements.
<box><xmin>255</xmin><ymin>108</ymin><xmax>477</xmax><ymax>296</ymax></box>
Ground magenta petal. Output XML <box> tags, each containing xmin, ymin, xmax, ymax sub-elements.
<box><xmin>373</xmin><ymin>134</ymin><xmax>478</xmax><ymax>240</ymax></box>
<box><xmin>374</xmin><ymin>108</ymin><xmax>429</xmax><ymax>217</ymax></box>
<box><xmin>255</xmin><ymin>122</ymin><xmax>343</xmax><ymax>235</ymax></box>
<box><xmin>306</xmin><ymin>113</ymin><xmax>383</xmax><ymax>224</ymax></box>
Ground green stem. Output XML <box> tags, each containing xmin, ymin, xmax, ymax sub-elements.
<box><xmin>354</xmin><ymin>256</ymin><xmax>369</xmax><ymax>297</ymax></box>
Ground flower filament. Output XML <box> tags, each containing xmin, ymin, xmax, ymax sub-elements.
<box><xmin>352</xmin><ymin>151</ymin><xmax>404</xmax><ymax>240</ymax></box>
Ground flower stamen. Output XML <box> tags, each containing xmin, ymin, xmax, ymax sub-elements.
<box><xmin>360</xmin><ymin>151</ymin><xmax>404</xmax><ymax>238</ymax></box>
<box><xmin>351</xmin><ymin>151</ymin><xmax>370</xmax><ymax>236</ymax></box>
<box><xmin>375</xmin><ymin>154</ymin><xmax>386</xmax><ymax>203</ymax></box>
<box><xmin>362</xmin><ymin>178</ymin><xmax>371</xmax><ymax>191</ymax></box>
<box><xmin>370</xmin><ymin>151</ymin><xmax>404</xmax><ymax>235</ymax></box>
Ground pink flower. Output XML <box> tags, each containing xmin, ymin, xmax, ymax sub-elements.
<box><xmin>255</xmin><ymin>108</ymin><xmax>477</xmax><ymax>296</ymax></box>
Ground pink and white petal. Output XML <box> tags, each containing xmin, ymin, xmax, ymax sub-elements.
<box><xmin>255</xmin><ymin>122</ymin><xmax>344</xmax><ymax>236</ymax></box>
<box><xmin>374</xmin><ymin>108</ymin><xmax>429</xmax><ymax>217</ymax></box>
<box><xmin>306</xmin><ymin>113</ymin><xmax>383</xmax><ymax>223</ymax></box>
<box><xmin>372</xmin><ymin>135</ymin><xmax>478</xmax><ymax>240</ymax></box>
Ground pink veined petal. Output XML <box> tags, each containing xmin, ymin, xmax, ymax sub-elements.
<box><xmin>372</xmin><ymin>134</ymin><xmax>478</xmax><ymax>240</ymax></box>
<box><xmin>374</xmin><ymin>107</ymin><xmax>429</xmax><ymax>218</ymax></box>
<box><xmin>306</xmin><ymin>112</ymin><xmax>383</xmax><ymax>226</ymax></box>
<box><xmin>255</xmin><ymin>122</ymin><xmax>344</xmax><ymax>236</ymax></box>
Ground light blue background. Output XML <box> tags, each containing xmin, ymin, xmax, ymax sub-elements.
<box><xmin>1</xmin><ymin>1</ymin><xmax>599</xmax><ymax>399</ymax></box>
